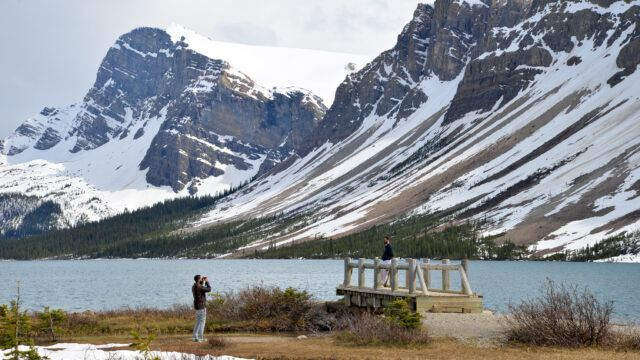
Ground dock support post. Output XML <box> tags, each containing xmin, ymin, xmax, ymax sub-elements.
<box><xmin>373</xmin><ymin>258</ymin><xmax>381</xmax><ymax>290</ymax></box>
<box><xmin>417</xmin><ymin>265</ymin><xmax>429</xmax><ymax>295</ymax></box>
<box><xmin>390</xmin><ymin>258</ymin><xmax>398</xmax><ymax>292</ymax></box>
<box><xmin>408</xmin><ymin>258</ymin><xmax>416</xmax><ymax>294</ymax></box>
<box><xmin>442</xmin><ymin>259</ymin><xmax>450</xmax><ymax>292</ymax></box>
<box><xmin>461</xmin><ymin>259</ymin><xmax>469</xmax><ymax>277</ymax></box>
<box><xmin>423</xmin><ymin>258</ymin><xmax>431</xmax><ymax>289</ymax></box>
<box><xmin>405</xmin><ymin>258</ymin><xmax>411</xmax><ymax>289</ymax></box>
<box><xmin>344</xmin><ymin>257</ymin><xmax>352</xmax><ymax>286</ymax></box>
<box><xmin>358</xmin><ymin>258</ymin><xmax>365</xmax><ymax>288</ymax></box>
<box><xmin>461</xmin><ymin>259</ymin><xmax>469</xmax><ymax>294</ymax></box>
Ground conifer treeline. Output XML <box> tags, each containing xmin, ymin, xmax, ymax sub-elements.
<box><xmin>0</xmin><ymin>184</ymin><xmax>246</xmax><ymax>259</ymax></box>
<box><xmin>1</xmin><ymin>184</ymin><xmax>532</xmax><ymax>260</ymax></box>
<box><xmin>0</xmin><ymin>193</ymin><xmax>62</xmax><ymax>238</ymax></box>
<box><xmin>250</xmin><ymin>216</ymin><xmax>530</xmax><ymax>260</ymax></box>
<box><xmin>544</xmin><ymin>232</ymin><xmax>640</xmax><ymax>262</ymax></box>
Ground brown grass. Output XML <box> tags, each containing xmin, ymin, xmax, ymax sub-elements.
<box><xmin>70</xmin><ymin>334</ymin><xmax>640</xmax><ymax>360</ymax></box>
<box><xmin>606</xmin><ymin>329</ymin><xmax>640</xmax><ymax>351</ymax></box>
<box><xmin>60</xmin><ymin>305</ymin><xmax>194</xmax><ymax>337</ymax></box>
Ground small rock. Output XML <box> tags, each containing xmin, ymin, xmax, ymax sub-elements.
<box><xmin>296</xmin><ymin>335</ymin><xmax>307</xmax><ymax>340</ymax></box>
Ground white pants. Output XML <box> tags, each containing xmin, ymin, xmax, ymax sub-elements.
<box><xmin>193</xmin><ymin>308</ymin><xmax>206</xmax><ymax>341</ymax></box>
<box><xmin>380</xmin><ymin>260</ymin><xmax>391</xmax><ymax>285</ymax></box>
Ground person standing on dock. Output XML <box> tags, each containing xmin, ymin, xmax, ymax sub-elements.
<box><xmin>192</xmin><ymin>275</ymin><xmax>211</xmax><ymax>342</ymax></box>
<box><xmin>380</xmin><ymin>236</ymin><xmax>394</xmax><ymax>286</ymax></box>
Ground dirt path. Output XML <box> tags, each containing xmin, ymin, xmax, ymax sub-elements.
<box><xmin>421</xmin><ymin>312</ymin><xmax>508</xmax><ymax>343</ymax></box>
<box><xmin>421</xmin><ymin>312</ymin><xmax>640</xmax><ymax>347</ymax></box>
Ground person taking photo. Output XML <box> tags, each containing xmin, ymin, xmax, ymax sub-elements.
<box><xmin>192</xmin><ymin>274</ymin><xmax>211</xmax><ymax>342</ymax></box>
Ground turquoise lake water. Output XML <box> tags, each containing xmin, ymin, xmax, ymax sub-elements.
<box><xmin>1</xmin><ymin>259</ymin><xmax>638</xmax><ymax>324</ymax></box>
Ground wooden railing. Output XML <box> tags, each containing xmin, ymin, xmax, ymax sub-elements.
<box><xmin>342</xmin><ymin>257</ymin><xmax>474</xmax><ymax>296</ymax></box>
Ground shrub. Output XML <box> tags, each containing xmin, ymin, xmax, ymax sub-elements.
<box><xmin>207</xmin><ymin>335</ymin><xmax>227</xmax><ymax>348</ymax></box>
<box><xmin>36</xmin><ymin>307</ymin><xmax>67</xmax><ymax>341</ymax></box>
<box><xmin>129</xmin><ymin>331</ymin><xmax>160</xmax><ymax>360</ymax></box>
<box><xmin>385</xmin><ymin>299</ymin><xmax>422</xmax><ymax>329</ymax></box>
<box><xmin>506</xmin><ymin>279</ymin><xmax>613</xmax><ymax>347</ymax></box>
<box><xmin>207</xmin><ymin>285</ymin><xmax>316</xmax><ymax>331</ymax></box>
<box><xmin>334</xmin><ymin>311</ymin><xmax>429</xmax><ymax>346</ymax></box>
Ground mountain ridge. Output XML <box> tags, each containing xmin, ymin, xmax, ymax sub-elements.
<box><xmin>2</xmin><ymin>0</ymin><xmax>640</xmax><ymax>261</ymax></box>
<box><xmin>0</xmin><ymin>24</ymin><xmax>360</xmax><ymax>232</ymax></box>
<box><xmin>190</xmin><ymin>0</ymin><xmax>640</xmax><ymax>257</ymax></box>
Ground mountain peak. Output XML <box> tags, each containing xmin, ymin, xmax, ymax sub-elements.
<box><xmin>0</xmin><ymin>23</ymin><xmax>336</xmax><ymax>230</ymax></box>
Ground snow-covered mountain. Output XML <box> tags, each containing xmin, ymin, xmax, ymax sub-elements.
<box><xmin>0</xmin><ymin>25</ymin><xmax>368</xmax><ymax>231</ymax></box>
<box><xmin>2</xmin><ymin>0</ymin><xmax>640</xmax><ymax>259</ymax></box>
<box><xmin>192</xmin><ymin>0</ymin><xmax>640</xmax><ymax>257</ymax></box>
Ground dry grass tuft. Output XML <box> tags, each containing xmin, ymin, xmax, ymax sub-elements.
<box><xmin>605</xmin><ymin>329</ymin><xmax>640</xmax><ymax>351</ymax></box>
<box><xmin>334</xmin><ymin>311</ymin><xmax>430</xmax><ymax>346</ymax></box>
<box><xmin>60</xmin><ymin>304</ymin><xmax>194</xmax><ymax>337</ymax></box>
<box><xmin>207</xmin><ymin>335</ymin><xmax>227</xmax><ymax>348</ymax></box>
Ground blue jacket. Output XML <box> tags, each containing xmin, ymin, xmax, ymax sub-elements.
<box><xmin>382</xmin><ymin>243</ymin><xmax>394</xmax><ymax>261</ymax></box>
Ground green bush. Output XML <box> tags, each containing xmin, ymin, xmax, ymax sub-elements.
<box><xmin>385</xmin><ymin>299</ymin><xmax>422</xmax><ymax>329</ymax></box>
<box><xmin>36</xmin><ymin>307</ymin><xmax>67</xmax><ymax>341</ymax></box>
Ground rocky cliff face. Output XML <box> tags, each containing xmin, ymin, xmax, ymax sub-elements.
<box><xmin>300</xmin><ymin>0</ymin><xmax>538</xmax><ymax>155</ymax></box>
<box><xmin>0</xmin><ymin>26</ymin><xmax>327</xmax><ymax>232</ymax></box>
<box><xmin>139</xmin><ymin>66</ymin><xmax>324</xmax><ymax>192</ymax></box>
<box><xmin>199</xmin><ymin>0</ymin><xmax>640</xmax><ymax>257</ymax></box>
<box><xmin>1</xmin><ymin>27</ymin><xmax>326</xmax><ymax>194</ymax></box>
<box><xmin>303</xmin><ymin>0</ymin><xmax>639</xmax><ymax>147</ymax></box>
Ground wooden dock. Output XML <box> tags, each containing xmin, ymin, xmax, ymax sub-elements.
<box><xmin>336</xmin><ymin>257</ymin><xmax>483</xmax><ymax>313</ymax></box>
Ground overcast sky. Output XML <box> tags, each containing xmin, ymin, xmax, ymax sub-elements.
<box><xmin>0</xmin><ymin>0</ymin><xmax>424</xmax><ymax>138</ymax></box>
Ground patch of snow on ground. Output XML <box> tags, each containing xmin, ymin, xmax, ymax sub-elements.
<box><xmin>0</xmin><ymin>343</ymin><xmax>245</xmax><ymax>360</ymax></box>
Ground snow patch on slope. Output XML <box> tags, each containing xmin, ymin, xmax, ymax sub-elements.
<box><xmin>596</xmin><ymin>253</ymin><xmax>640</xmax><ymax>263</ymax></box>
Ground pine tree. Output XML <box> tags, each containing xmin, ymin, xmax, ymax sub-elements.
<box><xmin>0</xmin><ymin>282</ymin><xmax>47</xmax><ymax>360</ymax></box>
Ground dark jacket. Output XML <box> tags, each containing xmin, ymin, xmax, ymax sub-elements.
<box><xmin>192</xmin><ymin>281</ymin><xmax>211</xmax><ymax>310</ymax></box>
<box><xmin>382</xmin><ymin>243</ymin><xmax>394</xmax><ymax>261</ymax></box>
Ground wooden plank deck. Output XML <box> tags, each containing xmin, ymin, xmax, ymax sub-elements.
<box><xmin>337</xmin><ymin>258</ymin><xmax>483</xmax><ymax>313</ymax></box>
<box><xmin>337</xmin><ymin>285</ymin><xmax>483</xmax><ymax>313</ymax></box>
